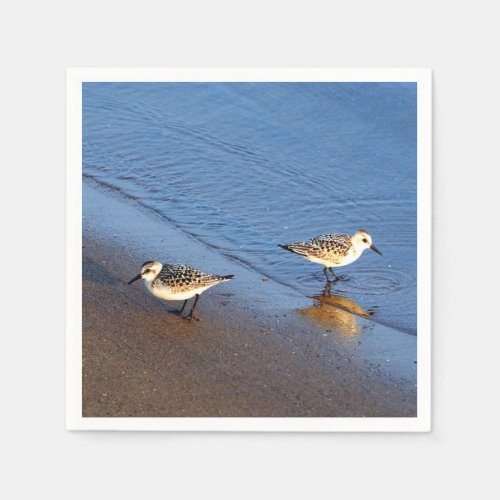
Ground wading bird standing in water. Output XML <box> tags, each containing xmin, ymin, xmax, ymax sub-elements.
<box><xmin>278</xmin><ymin>229</ymin><xmax>382</xmax><ymax>284</ymax></box>
<box><xmin>128</xmin><ymin>261</ymin><xmax>234</xmax><ymax>321</ymax></box>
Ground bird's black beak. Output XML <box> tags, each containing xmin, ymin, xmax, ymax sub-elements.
<box><xmin>370</xmin><ymin>244</ymin><xmax>382</xmax><ymax>256</ymax></box>
<box><xmin>127</xmin><ymin>274</ymin><xmax>142</xmax><ymax>285</ymax></box>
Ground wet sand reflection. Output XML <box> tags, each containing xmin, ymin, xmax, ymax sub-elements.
<box><xmin>299</xmin><ymin>286</ymin><xmax>375</xmax><ymax>337</ymax></box>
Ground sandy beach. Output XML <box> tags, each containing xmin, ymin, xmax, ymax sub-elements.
<box><xmin>83</xmin><ymin>180</ymin><xmax>417</xmax><ymax>417</ymax></box>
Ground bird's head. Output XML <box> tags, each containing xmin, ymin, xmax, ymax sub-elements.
<box><xmin>128</xmin><ymin>260</ymin><xmax>163</xmax><ymax>284</ymax></box>
<box><xmin>352</xmin><ymin>229</ymin><xmax>382</xmax><ymax>256</ymax></box>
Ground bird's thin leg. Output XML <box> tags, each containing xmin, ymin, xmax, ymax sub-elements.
<box><xmin>329</xmin><ymin>268</ymin><xmax>339</xmax><ymax>281</ymax></box>
<box><xmin>183</xmin><ymin>294</ymin><xmax>200</xmax><ymax>321</ymax></box>
<box><xmin>179</xmin><ymin>299</ymin><xmax>188</xmax><ymax>314</ymax></box>
<box><xmin>323</xmin><ymin>267</ymin><xmax>332</xmax><ymax>284</ymax></box>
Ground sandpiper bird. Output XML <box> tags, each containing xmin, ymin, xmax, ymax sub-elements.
<box><xmin>128</xmin><ymin>261</ymin><xmax>234</xmax><ymax>320</ymax></box>
<box><xmin>278</xmin><ymin>229</ymin><xmax>382</xmax><ymax>283</ymax></box>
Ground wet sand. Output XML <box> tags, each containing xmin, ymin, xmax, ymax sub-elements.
<box><xmin>83</xmin><ymin>180</ymin><xmax>417</xmax><ymax>417</ymax></box>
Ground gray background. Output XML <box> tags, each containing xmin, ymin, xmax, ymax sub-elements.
<box><xmin>2</xmin><ymin>0</ymin><xmax>498</xmax><ymax>498</ymax></box>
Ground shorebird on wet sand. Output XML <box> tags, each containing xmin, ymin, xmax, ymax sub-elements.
<box><xmin>278</xmin><ymin>229</ymin><xmax>382</xmax><ymax>284</ymax></box>
<box><xmin>128</xmin><ymin>261</ymin><xmax>234</xmax><ymax>321</ymax></box>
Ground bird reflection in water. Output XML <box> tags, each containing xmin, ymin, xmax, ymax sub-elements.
<box><xmin>299</xmin><ymin>284</ymin><xmax>375</xmax><ymax>337</ymax></box>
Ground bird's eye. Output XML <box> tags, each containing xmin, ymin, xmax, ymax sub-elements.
<box><xmin>363</xmin><ymin>238</ymin><xmax>368</xmax><ymax>243</ymax></box>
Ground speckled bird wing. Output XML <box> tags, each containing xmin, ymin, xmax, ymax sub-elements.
<box><xmin>154</xmin><ymin>264</ymin><xmax>224</xmax><ymax>293</ymax></box>
<box><xmin>301</xmin><ymin>233</ymin><xmax>352</xmax><ymax>263</ymax></box>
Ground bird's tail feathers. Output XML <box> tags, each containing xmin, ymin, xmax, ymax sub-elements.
<box><xmin>278</xmin><ymin>243</ymin><xmax>309</xmax><ymax>256</ymax></box>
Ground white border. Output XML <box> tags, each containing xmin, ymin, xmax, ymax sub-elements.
<box><xmin>67</xmin><ymin>68</ymin><xmax>432</xmax><ymax>432</ymax></box>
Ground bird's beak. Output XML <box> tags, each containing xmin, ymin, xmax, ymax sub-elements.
<box><xmin>127</xmin><ymin>274</ymin><xmax>142</xmax><ymax>285</ymax></box>
<box><xmin>370</xmin><ymin>244</ymin><xmax>382</xmax><ymax>256</ymax></box>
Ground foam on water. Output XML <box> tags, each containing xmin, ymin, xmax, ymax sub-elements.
<box><xmin>83</xmin><ymin>82</ymin><xmax>417</xmax><ymax>334</ymax></box>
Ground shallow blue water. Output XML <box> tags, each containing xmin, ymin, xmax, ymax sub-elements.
<box><xmin>83</xmin><ymin>82</ymin><xmax>417</xmax><ymax>334</ymax></box>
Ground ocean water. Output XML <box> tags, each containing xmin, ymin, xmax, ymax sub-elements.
<box><xmin>83</xmin><ymin>82</ymin><xmax>417</xmax><ymax>334</ymax></box>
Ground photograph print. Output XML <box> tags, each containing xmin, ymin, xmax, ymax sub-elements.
<box><xmin>67</xmin><ymin>68</ymin><xmax>431</xmax><ymax>431</ymax></box>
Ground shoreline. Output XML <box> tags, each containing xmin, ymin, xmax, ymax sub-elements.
<box><xmin>84</xmin><ymin>172</ymin><xmax>416</xmax><ymax>336</ymax></box>
<box><xmin>83</xmin><ymin>179</ymin><xmax>417</xmax><ymax>417</ymax></box>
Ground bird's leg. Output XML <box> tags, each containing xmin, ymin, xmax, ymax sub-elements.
<box><xmin>323</xmin><ymin>267</ymin><xmax>332</xmax><ymax>284</ymax></box>
<box><xmin>322</xmin><ymin>280</ymin><xmax>332</xmax><ymax>296</ymax></box>
<box><xmin>329</xmin><ymin>268</ymin><xmax>340</xmax><ymax>281</ymax></box>
<box><xmin>179</xmin><ymin>299</ymin><xmax>188</xmax><ymax>314</ymax></box>
<box><xmin>183</xmin><ymin>294</ymin><xmax>200</xmax><ymax>321</ymax></box>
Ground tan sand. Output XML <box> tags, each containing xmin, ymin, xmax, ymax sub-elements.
<box><xmin>83</xmin><ymin>240</ymin><xmax>416</xmax><ymax>417</ymax></box>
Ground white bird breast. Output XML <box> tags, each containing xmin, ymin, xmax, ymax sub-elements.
<box><xmin>146</xmin><ymin>282</ymin><xmax>214</xmax><ymax>301</ymax></box>
<box><xmin>306</xmin><ymin>249</ymin><xmax>361</xmax><ymax>267</ymax></box>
